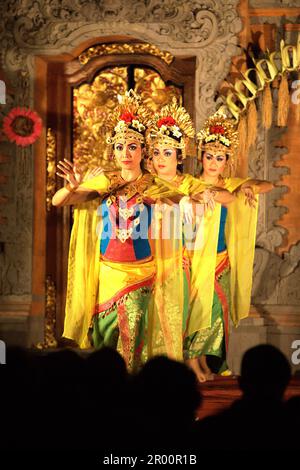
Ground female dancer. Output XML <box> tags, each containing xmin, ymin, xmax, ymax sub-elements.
<box><xmin>147</xmin><ymin>101</ymin><xmax>236</xmax><ymax>382</ymax></box>
<box><xmin>184</xmin><ymin>112</ymin><xmax>274</xmax><ymax>380</ymax></box>
<box><xmin>52</xmin><ymin>92</ymin><xmax>202</xmax><ymax>371</ymax></box>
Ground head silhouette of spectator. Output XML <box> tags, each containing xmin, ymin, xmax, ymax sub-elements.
<box><xmin>239</xmin><ymin>344</ymin><xmax>291</xmax><ymax>401</ymax></box>
<box><xmin>136</xmin><ymin>355</ymin><xmax>201</xmax><ymax>422</ymax></box>
<box><xmin>85</xmin><ymin>346</ymin><xmax>128</xmax><ymax>389</ymax></box>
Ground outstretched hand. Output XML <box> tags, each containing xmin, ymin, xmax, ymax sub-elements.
<box><xmin>56</xmin><ymin>159</ymin><xmax>83</xmax><ymax>189</ymax></box>
<box><xmin>202</xmin><ymin>188</ymin><xmax>216</xmax><ymax>212</ymax></box>
<box><xmin>84</xmin><ymin>167</ymin><xmax>104</xmax><ymax>181</ymax></box>
<box><xmin>239</xmin><ymin>185</ymin><xmax>257</xmax><ymax>208</ymax></box>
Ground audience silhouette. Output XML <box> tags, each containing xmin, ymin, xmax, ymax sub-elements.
<box><xmin>130</xmin><ymin>355</ymin><xmax>201</xmax><ymax>451</ymax></box>
<box><xmin>0</xmin><ymin>343</ymin><xmax>298</xmax><ymax>454</ymax></box>
<box><xmin>193</xmin><ymin>344</ymin><xmax>292</xmax><ymax>450</ymax></box>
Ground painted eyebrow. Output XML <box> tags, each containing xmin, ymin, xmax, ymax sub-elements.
<box><xmin>206</xmin><ymin>153</ymin><xmax>225</xmax><ymax>158</ymax></box>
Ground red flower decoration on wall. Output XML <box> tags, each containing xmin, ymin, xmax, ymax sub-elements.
<box><xmin>119</xmin><ymin>111</ymin><xmax>136</xmax><ymax>123</ymax></box>
<box><xmin>3</xmin><ymin>107</ymin><xmax>42</xmax><ymax>147</ymax></box>
<box><xmin>157</xmin><ymin>116</ymin><xmax>177</xmax><ymax>128</ymax></box>
<box><xmin>209</xmin><ymin>125</ymin><xmax>225</xmax><ymax>135</ymax></box>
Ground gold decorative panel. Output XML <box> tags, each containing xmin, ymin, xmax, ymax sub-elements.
<box><xmin>73</xmin><ymin>67</ymin><xmax>127</xmax><ymax>172</ymax></box>
<box><xmin>72</xmin><ymin>65</ymin><xmax>182</xmax><ymax>171</ymax></box>
<box><xmin>46</xmin><ymin>128</ymin><xmax>56</xmax><ymax>211</ymax></box>
<box><xmin>79</xmin><ymin>43</ymin><xmax>174</xmax><ymax>66</ymax></box>
<box><xmin>35</xmin><ymin>276</ymin><xmax>57</xmax><ymax>349</ymax></box>
<box><xmin>134</xmin><ymin>68</ymin><xmax>182</xmax><ymax>111</ymax></box>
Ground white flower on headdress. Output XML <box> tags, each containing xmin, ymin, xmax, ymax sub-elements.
<box><xmin>205</xmin><ymin>135</ymin><xmax>217</xmax><ymax>143</ymax></box>
<box><xmin>220</xmin><ymin>136</ymin><xmax>230</xmax><ymax>147</ymax></box>
<box><xmin>205</xmin><ymin>134</ymin><xmax>230</xmax><ymax>147</ymax></box>
<box><xmin>114</xmin><ymin>120</ymin><xmax>127</xmax><ymax>132</ymax></box>
<box><xmin>160</xmin><ymin>125</ymin><xmax>168</xmax><ymax>133</ymax></box>
<box><xmin>132</xmin><ymin>119</ymin><xmax>145</xmax><ymax>132</ymax></box>
<box><xmin>171</xmin><ymin>125</ymin><xmax>182</xmax><ymax>138</ymax></box>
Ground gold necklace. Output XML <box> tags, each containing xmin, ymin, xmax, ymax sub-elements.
<box><xmin>199</xmin><ymin>174</ymin><xmax>224</xmax><ymax>187</ymax></box>
<box><xmin>120</xmin><ymin>171</ymin><xmax>143</xmax><ymax>183</ymax></box>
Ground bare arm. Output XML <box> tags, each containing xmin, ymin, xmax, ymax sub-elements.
<box><xmin>240</xmin><ymin>179</ymin><xmax>274</xmax><ymax>194</ymax></box>
<box><xmin>191</xmin><ymin>187</ymin><xmax>235</xmax><ymax>211</ymax></box>
<box><xmin>210</xmin><ymin>187</ymin><xmax>236</xmax><ymax>204</ymax></box>
<box><xmin>52</xmin><ymin>185</ymin><xmax>99</xmax><ymax>207</ymax></box>
<box><xmin>234</xmin><ymin>179</ymin><xmax>274</xmax><ymax>208</ymax></box>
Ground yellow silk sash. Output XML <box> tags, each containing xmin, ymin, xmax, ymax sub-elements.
<box><xmin>63</xmin><ymin>200</ymin><xmax>101</xmax><ymax>348</ymax></box>
<box><xmin>63</xmin><ymin>172</ymin><xmax>186</xmax><ymax>357</ymax></box>
<box><xmin>97</xmin><ymin>258</ymin><xmax>155</xmax><ymax>309</ymax></box>
<box><xmin>187</xmin><ymin>176</ymin><xmax>258</xmax><ymax>333</ymax></box>
<box><xmin>224</xmin><ymin>178</ymin><xmax>259</xmax><ymax>325</ymax></box>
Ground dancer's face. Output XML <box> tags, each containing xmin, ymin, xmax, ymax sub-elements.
<box><xmin>114</xmin><ymin>139</ymin><xmax>142</xmax><ymax>171</ymax></box>
<box><xmin>202</xmin><ymin>148</ymin><xmax>227</xmax><ymax>179</ymax></box>
<box><xmin>152</xmin><ymin>145</ymin><xmax>178</xmax><ymax>179</ymax></box>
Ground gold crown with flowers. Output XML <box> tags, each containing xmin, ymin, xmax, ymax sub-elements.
<box><xmin>106</xmin><ymin>90</ymin><xmax>152</xmax><ymax>146</ymax></box>
<box><xmin>147</xmin><ymin>97</ymin><xmax>195</xmax><ymax>160</ymax></box>
<box><xmin>197</xmin><ymin>111</ymin><xmax>239</xmax><ymax>159</ymax></box>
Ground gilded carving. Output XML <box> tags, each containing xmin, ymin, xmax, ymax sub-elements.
<box><xmin>46</xmin><ymin>128</ymin><xmax>57</xmax><ymax>212</ymax></box>
<box><xmin>79</xmin><ymin>43</ymin><xmax>174</xmax><ymax>65</ymax></box>
<box><xmin>73</xmin><ymin>67</ymin><xmax>127</xmax><ymax>172</ymax></box>
<box><xmin>36</xmin><ymin>276</ymin><xmax>58</xmax><ymax>349</ymax></box>
<box><xmin>134</xmin><ymin>67</ymin><xmax>181</xmax><ymax>110</ymax></box>
<box><xmin>73</xmin><ymin>65</ymin><xmax>182</xmax><ymax>171</ymax></box>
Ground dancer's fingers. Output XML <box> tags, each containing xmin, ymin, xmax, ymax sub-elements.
<box><xmin>58</xmin><ymin>160</ymin><xmax>73</xmax><ymax>171</ymax></box>
<box><xmin>63</xmin><ymin>158</ymin><xmax>74</xmax><ymax>168</ymax></box>
<box><xmin>56</xmin><ymin>172</ymin><xmax>68</xmax><ymax>180</ymax></box>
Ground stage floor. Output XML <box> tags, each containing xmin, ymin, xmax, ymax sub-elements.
<box><xmin>196</xmin><ymin>374</ymin><xmax>300</xmax><ymax>419</ymax></box>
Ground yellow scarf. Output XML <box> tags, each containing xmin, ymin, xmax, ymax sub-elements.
<box><xmin>186</xmin><ymin>176</ymin><xmax>258</xmax><ymax>332</ymax></box>
<box><xmin>63</xmin><ymin>172</ymin><xmax>186</xmax><ymax>359</ymax></box>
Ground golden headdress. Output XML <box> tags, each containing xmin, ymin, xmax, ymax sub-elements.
<box><xmin>197</xmin><ymin>111</ymin><xmax>239</xmax><ymax>159</ymax></box>
<box><xmin>147</xmin><ymin>97</ymin><xmax>195</xmax><ymax>160</ymax></box>
<box><xmin>106</xmin><ymin>89</ymin><xmax>152</xmax><ymax>146</ymax></box>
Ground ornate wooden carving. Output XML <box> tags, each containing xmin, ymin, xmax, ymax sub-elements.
<box><xmin>46</xmin><ymin>128</ymin><xmax>57</xmax><ymax>212</ymax></box>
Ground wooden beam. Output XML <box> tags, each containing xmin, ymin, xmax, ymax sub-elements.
<box><xmin>284</xmin><ymin>24</ymin><xmax>300</xmax><ymax>32</ymax></box>
<box><xmin>249</xmin><ymin>8</ymin><xmax>300</xmax><ymax>17</ymax></box>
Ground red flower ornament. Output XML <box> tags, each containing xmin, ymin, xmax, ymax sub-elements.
<box><xmin>209</xmin><ymin>125</ymin><xmax>225</xmax><ymax>135</ymax></box>
<box><xmin>3</xmin><ymin>107</ymin><xmax>42</xmax><ymax>147</ymax></box>
<box><xmin>119</xmin><ymin>111</ymin><xmax>136</xmax><ymax>123</ymax></box>
<box><xmin>157</xmin><ymin>116</ymin><xmax>177</xmax><ymax>128</ymax></box>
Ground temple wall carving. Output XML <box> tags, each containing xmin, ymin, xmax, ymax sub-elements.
<box><xmin>0</xmin><ymin>0</ymin><xmax>299</xmax><ymax>334</ymax></box>
<box><xmin>0</xmin><ymin>0</ymin><xmax>242</xmax><ymax>301</ymax></box>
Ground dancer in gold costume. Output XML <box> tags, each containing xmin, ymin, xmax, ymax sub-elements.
<box><xmin>147</xmin><ymin>101</ymin><xmax>236</xmax><ymax>382</ymax></box>
<box><xmin>52</xmin><ymin>92</ymin><xmax>205</xmax><ymax>371</ymax></box>
<box><xmin>184</xmin><ymin>112</ymin><xmax>274</xmax><ymax>381</ymax></box>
